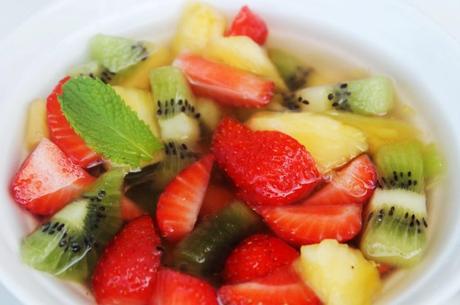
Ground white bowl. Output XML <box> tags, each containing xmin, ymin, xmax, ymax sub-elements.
<box><xmin>1</xmin><ymin>0</ymin><xmax>460</xmax><ymax>304</ymax></box>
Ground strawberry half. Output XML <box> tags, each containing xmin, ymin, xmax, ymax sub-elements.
<box><xmin>174</xmin><ymin>54</ymin><xmax>275</xmax><ymax>108</ymax></box>
<box><xmin>47</xmin><ymin>76</ymin><xmax>101</xmax><ymax>168</ymax></box>
<box><xmin>150</xmin><ymin>268</ymin><xmax>218</xmax><ymax>305</ymax></box>
<box><xmin>223</xmin><ymin>234</ymin><xmax>298</xmax><ymax>283</ymax></box>
<box><xmin>212</xmin><ymin>118</ymin><xmax>321</xmax><ymax>206</ymax></box>
<box><xmin>226</xmin><ymin>6</ymin><xmax>268</xmax><ymax>45</ymax></box>
<box><xmin>92</xmin><ymin>216</ymin><xmax>162</xmax><ymax>305</ymax></box>
<box><xmin>10</xmin><ymin>138</ymin><xmax>94</xmax><ymax>216</ymax></box>
<box><xmin>219</xmin><ymin>266</ymin><xmax>320</xmax><ymax>305</ymax></box>
<box><xmin>156</xmin><ymin>154</ymin><xmax>214</xmax><ymax>242</ymax></box>
<box><xmin>257</xmin><ymin>203</ymin><xmax>362</xmax><ymax>245</ymax></box>
<box><xmin>305</xmin><ymin>155</ymin><xmax>377</xmax><ymax>206</ymax></box>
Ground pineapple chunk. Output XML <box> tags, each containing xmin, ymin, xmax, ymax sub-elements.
<box><xmin>195</xmin><ymin>97</ymin><xmax>222</xmax><ymax>130</ymax></box>
<box><xmin>246</xmin><ymin>112</ymin><xmax>368</xmax><ymax>172</ymax></box>
<box><xmin>111</xmin><ymin>45</ymin><xmax>172</xmax><ymax>90</ymax></box>
<box><xmin>326</xmin><ymin>111</ymin><xmax>420</xmax><ymax>154</ymax></box>
<box><xmin>24</xmin><ymin>99</ymin><xmax>49</xmax><ymax>151</ymax></box>
<box><xmin>296</xmin><ymin>240</ymin><xmax>381</xmax><ymax>305</ymax></box>
<box><xmin>158</xmin><ymin>112</ymin><xmax>200</xmax><ymax>146</ymax></box>
<box><xmin>172</xmin><ymin>3</ymin><xmax>226</xmax><ymax>55</ymax></box>
<box><xmin>206</xmin><ymin>36</ymin><xmax>287</xmax><ymax>90</ymax></box>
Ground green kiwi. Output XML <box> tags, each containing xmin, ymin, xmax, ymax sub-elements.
<box><xmin>375</xmin><ymin>141</ymin><xmax>424</xmax><ymax>193</ymax></box>
<box><xmin>360</xmin><ymin>188</ymin><xmax>427</xmax><ymax>267</ymax></box>
<box><xmin>268</xmin><ymin>48</ymin><xmax>311</xmax><ymax>91</ymax></box>
<box><xmin>423</xmin><ymin>143</ymin><xmax>445</xmax><ymax>180</ymax></box>
<box><xmin>21</xmin><ymin>169</ymin><xmax>126</xmax><ymax>281</ymax></box>
<box><xmin>69</xmin><ymin>61</ymin><xmax>116</xmax><ymax>84</ymax></box>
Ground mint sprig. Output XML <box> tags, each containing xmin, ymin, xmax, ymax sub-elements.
<box><xmin>60</xmin><ymin>77</ymin><xmax>162</xmax><ymax>167</ymax></box>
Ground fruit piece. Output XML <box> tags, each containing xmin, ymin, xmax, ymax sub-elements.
<box><xmin>360</xmin><ymin>189</ymin><xmax>427</xmax><ymax>267</ymax></box>
<box><xmin>69</xmin><ymin>61</ymin><xmax>115</xmax><ymax>83</ymax></box>
<box><xmin>47</xmin><ymin>77</ymin><xmax>101</xmax><ymax>168</ymax></box>
<box><xmin>150</xmin><ymin>268</ymin><xmax>218</xmax><ymax>305</ymax></box>
<box><xmin>195</xmin><ymin>97</ymin><xmax>223</xmax><ymax>131</ymax></box>
<box><xmin>172</xmin><ymin>2</ymin><xmax>226</xmax><ymax>55</ymax></box>
<box><xmin>257</xmin><ymin>204</ymin><xmax>362</xmax><ymax>245</ymax></box>
<box><xmin>213</xmin><ymin>118</ymin><xmax>321</xmax><ymax>206</ymax></box>
<box><xmin>206</xmin><ymin>36</ymin><xmax>286</xmax><ymax>89</ymax></box>
<box><xmin>24</xmin><ymin>99</ymin><xmax>49</xmax><ymax>151</ymax></box>
<box><xmin>174</xmin><ymin>54</ymin><xmax>275</xmax><ymax>108</ymax></box>
<box><xmin>111</xmin><ymin>45</ymin><xmax>172</xmax><ymax>90</ymax></box>
<box><xmin>423</xmin><ymin>143</ymin><xmax>445</xmax><ymax>180</ymax></box>
<box><xmin>172</xmin><ymin>201</ymin><xmax>262</xmax><ymax>278</ymax></box>
<box><xmin>247</xmin><ymin>112</ymin><xmax>368</xmax><ymax>173</ymax></box>
<box><xmin>90</xmin><ymin>34</ymin><xmax>150</xmax><ymax>73</ymax></box>
<box><xmin>21</xmin><ymin>169</ymin><xmax>125</xmax><ymax>281</ymax></box>
<box><xmin>219</xmin><ymin>266</ymin><xmax>320</xmax><ymax>305</ymax></box>
<box><xmin>305</xmin><ymin>155</ymin><xmax>377</xmax><ymax>206</ymax></box>
<box><xmin>121</xmin><ymin>196</ymin><xmax>146</xmax><ymax>221</ymax></box>
<box><xmin>375</xmin><ymin>141</ymin><xmax>424</xmax><ymax>193</ymax></box>
<box><xmin>268</xmin><ymin>48</ymin><xmax>311</xmax><ymax>91</ymax></box>
<box><xmin>11</xmin><ymin>138</ymin><xmax>95</xmax><ymax>215</ymax></box>
<box><xmin>199</xmin><ymin>184</ymin><xmax>234</xmax><ymax>219</ymax></box>
<box><xmin>92</xmin><ymin>216</ymin><xmax>162</xmax><ymax>305</ymax></box>
<box><xmin>326</xmin><ymin>111</ymin><xmax>420</xmax><ymax>154</ymax></box>
<box><xmin>282</xmin><ymin>85</ymin><xmax>333</xmax><ymax>112</ymax></box>
<box><xmin>223</xmin><ymin>234</ymin><xmax>298</xmax><ymax>283</ymax></box>
<box><xmin>377</xmin><ymin>263</ymin><xmax>393</xmax><ymax>277</ymax></box>
<box><xmin>226</xmin><ymin>5</ymin><xmax>268</xmax><ymax>45</ymax></box>
<box><xmin>296</xmin><ymin>239</ymin><xmax>381</xmax><ymax>305</ymax></box>
<box><xmin>157</xmin><ymin>155</ymin><xmax>214</xmax><ymax>242</ymax></box>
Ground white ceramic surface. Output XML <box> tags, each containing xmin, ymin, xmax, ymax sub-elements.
<box><xmin>1</xmin><ymin>0</ymin><xmax>460</xmax><ymax>304</ymax></box>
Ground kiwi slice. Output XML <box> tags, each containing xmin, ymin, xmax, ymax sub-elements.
<box><xmin>171</xmin><ymin>201</ymin><xmax>263</xmax><ymax>279</ymax></box>
<box><xmin>360</xmin><ymin>188</ymin><xmax>427</xmax><ymax>267</ymax></box>
<box><xmin>375</xmin><ymin>141</ymin><xmax>424</xmax><ymax>193</ymax></box>
<box><xmin>281</xmin><ymin>85</ymin><xmax>333</xmax><ymax>112</ymax></box>
<box><xmin>21</xmin><ymin>169</ymin><xmax>126</xmax><ymax>281</ymax></box>
<box><xmin>69</xmin><ymin>61</ymin><xmax>116</xmax><ymax>84</ymax></box>
<box><xmin>423</xmin><ymin>143</ymin><xmax>445</xmax><ymax>180</ymax></box>
<box><xmin>268</xmin><ymin>48</ymin><xmax>311</xmax><ymax>91</ymax></box>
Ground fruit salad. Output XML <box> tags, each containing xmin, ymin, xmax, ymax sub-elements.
<box><xmin>10</xmin><ymin>3</ymin><xmax>445</xmax><ymax>305</ymax></box>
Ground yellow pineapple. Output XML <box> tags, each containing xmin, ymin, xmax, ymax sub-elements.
<box><xmin>24</xmin><ymin>99</ymin><xmax>49</xmax><ymax>151</ymax></box>
<box><xmin>206</xmin><ymin>36</ymin><xmax>287</xmax><ymax>90</ymax></box>
<box><xmin>246</xmin><ymin>112</ymin><xmax>368</xmax><ymax>172</ymax></box>
<box><xmin>195</xmin><ymin>97</ymin><xmax>222</xmax><ymax>131</ymax></box>
<box><xmin>295</xmin><ymin>239</ymin><xmax>381</xmax><ymax>305</ymax></box>
<box><xmin>172</xmin><ymin>3</ymin><xmax>226</xmax><ymax>55</ymax></box>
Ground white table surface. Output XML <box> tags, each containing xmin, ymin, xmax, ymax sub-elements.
<box><xmin>1</xmin><ymin>0</ymin><xmax>460</xmax><ymax>304</ymax></box>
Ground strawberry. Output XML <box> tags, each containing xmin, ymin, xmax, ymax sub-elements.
<box><xmin>212</xmin><ymin>118</ymin><xmax>321</xmax><ymax>206</ymax></box>
<box><xmin>47</xmin><ymin>76</ymin><xmax>101</xmax><ymax>168</ymax></box>
<box><xmin>92</xmin><ymin>216</ymin><xmax>162</xmax><ymax>305</ymax></box>
<box><xmin>305</xmin><ymin>155</ymin><xmax>377</xmax><ymax>206</ymax></box>
<box><xmin>156</xmin><ymin>154</ymin><xmax>214</xmax><ymax>242</ymax></box>
<box><xmin>199</xmin><ymin>183</ymin><xmax>234</xmax><ymax>219</ymax></box>
<box><xmin>223</xmin><ymin>234</ymin><xmax>298</xmax><ymax>283</ymax></box>
<box><xmin>150</xmin><ymin>268</ymin><xmax>218</xmax><ymax>305</ymax></box>
<box><xmin>218</xmin><ymin>266</ymin><xmax>320</xmax><ymax>305</ymax></box>
<box><xmin>10</xmin><ymin>138</ymin><xmax>94</xmax><ymax>216</ymax></box>
<box><xmin>121</xmin><ymin>196</ymin><xmax>146</xmax><ymax>222</ymax></box>
<box><xmin>226</xmin><ymin>6</ymin><xmax>268</xmax><ymax>45</ymax></box>
<box><xmin>174</xmin><ymin>54</ymin><xmax>275</xmax><ymax>108</ymax></box>
<box><xmin>257</xmin><ymin>204</ymin><xmax>362</xmax><ymax>245</ymax></box>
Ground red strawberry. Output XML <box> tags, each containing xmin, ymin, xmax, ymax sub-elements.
<box><xmin>212</xmin><ymin>118</ymin><xmax>321</xmax><ymax>206</ymax></box>
<box><xmin>156</xmin><ymin>154</ymin><xmax>214</xmax><ymax>242</ymax></box>
<box><xmin>223</xmin><ymin>234</ymin><xmax>298</xmax><ymax>283</ymax></box>
<box><xmin>226</xmin><ymin>6</ymin><xmax>268</xmax><ymax>45</ymax></box>
<box><xmin>174</xmin><ymin>54</ymin><xmax>275</xmax><ymax>108</ymax></box>
<box><xmin>218</xmin><ymin>266</ymin><xmax>320</xmax><ymax>305</ymax></box>
<box><xmin>199</xmin><ymin>183</ymin><xmax>234</xmax><ymax>219</ymax></box>
<box><xmin>305</xmin><ymin>155</ymin><xmax>377</xmax><ymax>206</ymax></box>
<box><xmin>121</xmin><ymin>196</ymin><xmax>146</xmax><ymax>222</ymax></box>
<box><xmin>92</xmin><ymin>216</ymin><xmax>162</xmax><ymax>305</ymax></box>
<box><xmin>257</xmin><ymin>204</ymin><xmax>362</xmax><ymax>245</ymax></box>
<box><xmin>10</xmin><ymin>138</ymin><xmax>94</xmax><ymax>215</ymax></box>
<box><xmin>47</xmin><ymin>76</ymin><xmax>101</xmax><ymax>168</ymax></box>
<box><xmin>150</xmin><ymin>268</ymin><xmax>218</xmax><ymax>305</ymax></box>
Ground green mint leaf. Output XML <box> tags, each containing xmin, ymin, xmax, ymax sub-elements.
<box><xmin>59</xmin><ymin>76</ymin><xmax>162</xmax><ymax>167</ymax></box>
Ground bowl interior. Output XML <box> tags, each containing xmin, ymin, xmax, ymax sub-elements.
<box><xmin>1</xmin><ymin>1</ymin><xmax>460</xmax><ymax>304</ymax></box>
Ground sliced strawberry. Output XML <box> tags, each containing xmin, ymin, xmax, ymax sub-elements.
<box><xmin>223</xmin><ymin>234</ymin><xmax>298</xmax><ymax>283</ymax></box>
<box><xmin>47</xmin><ymin>76</ymin><xmax>101</xmax><ymax>168</ymax></box>
<box><xmin>212</xmin><ymin>118</ymin><xmax>321</xmax><ymax>206</ymax></box>
<box><xmin>156</xmin><ymin>154</ymin><xmax>214</xmax><ymax>242</ymax></box>
<box><xmin>174</xmin><ymin>54</ymin><xmax>275</xmax><ymax>108</ymax></box>
<box><xmin>257</xmin><ymin>204</ymin><xmax>362</xmax><ymax>245</ymax></box>
<box><xmin>377</xmin><ymin>263</ymin><xmax>393</xmax><ymax>277</ymax></box>
<box><xmin>199</xmin><ymin>183</ymin><xmax>234</xmax><ymax>219</ymax></box>
<box><xmin>92</xmin><ymin>216</ymin><xmax>162</xmax><ymax>305</ymax></box>
<box><xmin>150</xmin><ymin>268</ymin><xmax>218</xmax><ymax>305</ymax></box>
<box><xmin>226</xmin><ymin>6</ymin><xmax>268</xmax><ymax>45</ymax></box>
<box><xmin>305</xmin><ymin>155</ymin><xmax>377</xmax><ymax>206</ymax></box>
<box><xmin>10</xmin><ymin>138</ymin><xmax>94</xmax><ymax>216</ymax></box>
<box><xmin>219</xmin><ymin>266</ymin><xmax>320</xmax><ymax>305</ymax></box>
<box><xmin>121</xmin><ymin>196</ymin><xmax>147</xmax><ymax>222</ymax></box>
